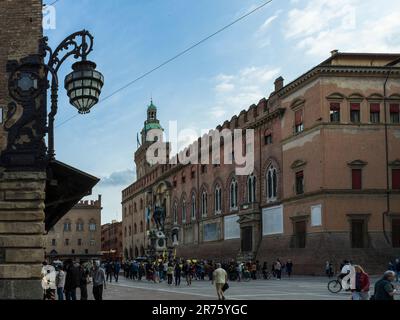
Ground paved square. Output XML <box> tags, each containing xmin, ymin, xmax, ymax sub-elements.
<box><xmin>92</xmin><ymin>275</ymin><xmax>397</xmax><ymax>300</ymax></box>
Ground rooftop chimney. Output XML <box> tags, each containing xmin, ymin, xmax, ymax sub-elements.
<box><xmin>274</xmin><ymin>76</ymin><xmax>284</xmax><ymax>92</ymax></box>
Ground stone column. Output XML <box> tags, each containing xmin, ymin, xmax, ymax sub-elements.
<box><xmin>0</xmin><ymin>171</ymin><xmax>46</xmax><ymax>299</ymax></box>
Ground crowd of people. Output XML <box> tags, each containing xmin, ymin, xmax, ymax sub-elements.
<box><xmin>41</xmin><ymin>259</ymin><xmax>107</xmax><ymax>301</ymax></box>
<box><xmin>40</xmin><ymin>255</ymin><xmax>400</xmax><ymax>301</ymax></box>
<box><xmin>120</xmin><ymin>258</ymin><xmax>294</xmax><ymax>285</ymax></box>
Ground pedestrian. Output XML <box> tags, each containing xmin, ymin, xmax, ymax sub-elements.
<box><xmin>114</xmin><ymin>260</ymin><xmax>121</xmax><ymax>282</ymax></box>
<box><xmin>185</xmin><ymin>262</ymin><xmax>192</xmax><ymax>286</ymax></box>
<box><xmin>92</xmin><ymin>260</ymin><xmax>107</xmax><ymax>301</ymax></box>
<box><xmin>105</xmin><ymin>261</ymin><xmax>113</xmax><ymax>283</ymax></box>
<box><xmin>351</xmin><ymin>265</ymin><xmax>370</xmax><ymax>300</ymax></box>
<box><xmin>275</xmin><ymin>259</ymin><xmax>282</xmax><ymax>280</ymax></box>
<box><xmin>55</xmin><ymin>266</ymin><xmax>65</xmax><ymax>301</ymax></box>
<box><xmin>371</xmin><ymin>270</ymin><xmax>397</xmax><ymax>300</ymax></box>
<box><xmin>79</xmin><ymin>263</ymin><xmax>89</xmax><ymax>300</ymax></box>
<box><xmin>175</xmin><ymin>262</ymin><xmax>182</xmax><ymax>286</ymax></box>
<box><xmin>236</xmin><ymin>263</ymin><xmax>243</xmax><ymax>282</ymax></box>
<box><xmin>163</xmin><ymin>260</ymin><xmax>169</xmax><ymax>282</ymax></box>
<box><xmin>286</xmin><ymin>260</ymin><xmax>293</xmax><ymax>278</ymax></box>
<box><xmin>167</xmin><ymin>263</ymin><xmax>174</xmax><ymax>285</ymax></box>
<box><xmin>250</xmin><ymin>262</ymin><xmax>257</xmax><ymax>280</ymax></box>
<box><xmin>325</xmin><ymin>261</ymin><xmax>332</xmax><ymax>278</ymax></box>
<box><xmin>138</xmin><ymin>262</ymin><xmax>145</xmax><ymax>281</ymax></box>
<box><xmin>212</xmin><ymin>263</ymin><xmax>228</xmax><ymax>300</ymax></box>
<box><xmin>64</xmin><ymin>260</ymin><xmax>80</xmax><ymax>300</ymax></box>
<box><xmin>41</xmin><ymin>262</ymin><xmax>56</xmax><ymax>300</ymax></box>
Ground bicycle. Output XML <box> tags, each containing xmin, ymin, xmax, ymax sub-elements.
<box><xmin>328</xmin><ymin>275</ymin><xmax>349</xmax><ymax>293</ymax></box>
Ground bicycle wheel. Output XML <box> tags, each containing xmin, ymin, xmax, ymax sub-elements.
<box><xmin>327</xmin><ymin>280</ymin><xmax>342</xmax><ymax>293</ymax></box>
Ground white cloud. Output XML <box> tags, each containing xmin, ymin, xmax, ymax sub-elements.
<box><xmin>210</xmin><ymin>65</ymin><xmax>281</xmax><ymax>119</ymax></box>
<box><xmin>284</xmin><ymin>0</ymin><xmax>400</xmax><ymax>57</ymax></box>
<box><xmin>257</xmin><ymin>13</ymin><xmax>280</xmax><ymax>34</ymax></box>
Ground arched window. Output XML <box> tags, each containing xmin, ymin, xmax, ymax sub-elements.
<box><xmin>266</xmin><ymin>165</ymin><xmax>278</xmax><ymax>202</ymax></box>
<box><xmin>230</xmin><ymin>178</ymin><xmax>238</xmax><ymax>210</ymax></box>
<box><xmin>182</xmin><ymin>198</ymin><xmax>187</xmax><ymax>223</ymax></box>
<box><xmin>134</xmin><ymin>223</ymin><xmax>137</xmax><ymax>234</ymax></box>
<box><xmin>135</xmin><ymin>246</ymin><xmax>139</xmax><ymax>257</ymax></box>
<box><xmin>89</xmin><ymin>220</ymin><xmax>96</xmax><ymax>231</ymax></box>
<box><xmin>173</xmin><ymin>202</ymin><xmax>178</xmax><ymax>224</ymax></box>
<box><xmin>201</xmin><ymin>190</ymin><xmax>207</xmax><ymax>217</ymax></box>
<box><xmin>191</xmin><ymin>193</ymin><xmax>196</xmax><ymax>220</ymax></box>
<box><xmin>214</xmin><ymin>184</ymin><xmax>222</xmax><ymax>214</ymax></box>
<box><xmin>76</xmin><ymin>220</ymin><xmax>84</xmax><ymax>232</ymax></box>
<box><xmin>63</xmin><ymin>220</ymin><xmax>71</xmax><ymax>232</ymax></box>
<box><xmin>247</xmin><ymin>174</ymin><xmax>257</xmax><ymax>203</ymax></box>
<box><xmin>124</xmin><ymin>226</ymin><xmax>127</xmax><ymax>237</ymax></box>
<box><xmin>128</xmin><ymin>225</ymin><xmax>132</xmax><ymax>236</ymax></box>
<box><xmin>140</xmin><ymin>221</ymin><xmax>144</xmax><ymax>233</ymax></box>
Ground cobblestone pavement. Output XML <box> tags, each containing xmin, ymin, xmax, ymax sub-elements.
<box><xmin>79</xmin><ymin>275</ymin><xmax>398</xmax><ymax>300</ymax></box>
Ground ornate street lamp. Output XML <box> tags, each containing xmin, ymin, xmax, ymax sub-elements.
<box><xmin>43</xmin><ymin>30</ymin><xmax>104</xmax><ymax>158</ymax></box>
<box><xmin>8</xmin><ymin>30</ymin><xmax>104</xmax><ymax>160</ymax></box>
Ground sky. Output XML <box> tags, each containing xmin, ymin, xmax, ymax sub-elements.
<box><xmin>44</xmin><ymin>0</ymin><xmax>400</xmax><ymax>224</ymax></box>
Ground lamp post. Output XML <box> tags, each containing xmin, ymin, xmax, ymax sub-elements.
<box><xmin>8</xmin><ymin>30</ymin><xmax>104</xmax><ymax>161</ymax></box>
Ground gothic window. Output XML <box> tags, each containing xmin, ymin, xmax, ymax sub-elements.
<box><xmin>76</xmin><ymin>220</ymin><xmax>84</xmax><ymax>232</ymax></box>
<box><xmin>182</xmin><ymin>199</ymin><xmax>187</xmax><ymax>223</ymax></box>
<box><xmin>63</xmin><ymin>220</ymin><xmax>71</xmax><ymax>232</ymax></box>
<box><xmin>134</xmin><ymin>223</ymin><xmax>137</xmax><ymax>234</ymax></box>
<box><xmin>214</xmin><ymin>184</ymin><xmax>222</xmax><ymax>214</ymax></box>
<box><xmin>230</xmin><ymin>178</ymin><xmax>238</xmax><ymax>210</ymax></box>
<box><xmin>191</xmin><ymin>193</ymin><xmax>196</xmax><ymax>220</ymax></box>
<box><xmin>266</xmin><ymin>165</ymin><xmax>278</xmax><ymax>202</ymax></box>
<box><xmin>128</xmin><ymin>225</ymin><xmax>132</xmax><ymax>236</ymax></box>
<box><xmin>201</xmin><ymin>190</ymin><xmax>207</xmax><ymax>217</ymax></box>
<box><xmin>140</xmin><ymin>221</ymin><xmax>144</xmax><ymax>233</ymax></box>
<box><xmin>89</xmin><ymin>220</ymin><xmax>97</xmax><ymax>231</ymax></box>
<box><xmin>173</xmin><ymin>202</ymin><xmax>178</xmax><ymax>224</ymax></box>
<box><xmin>51</xmin><ymin>239</ymin><xmax>56</xmax><ymax>246</ymax></box>
<box><xmin>247</xmin><ymin>174</ymin><xmax>256</xmax><ymax>203</ymax></box>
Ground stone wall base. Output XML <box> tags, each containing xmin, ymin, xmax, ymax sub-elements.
<box><xmin>0</xmin><ymin>279</ymin><xmax>42</xmax><ymax>300</ymax></box>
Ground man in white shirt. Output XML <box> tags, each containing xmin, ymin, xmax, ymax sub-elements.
<box><xmin>212</xmin><ymin>263</ymin><xmax>228</xmax><ymax>300</ymax></box>
<box><xmin>340</xmin><ymin>261</ymin><xmax>354</xmax><ymax>290</ymax></box>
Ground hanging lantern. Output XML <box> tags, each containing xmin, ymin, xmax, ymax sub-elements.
<box><xmin>64</xmin><ymin>60</ymin><xmax>104</xmax><ymax>114</ymax></box>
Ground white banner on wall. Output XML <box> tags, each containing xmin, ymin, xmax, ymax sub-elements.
<box><xmin>262</xmin><ymin>205</ymin><xmax>283</xmax><ymax>236</ymax></box>
<box><xmin>224</xmin><ymin>214</ymin><xmax>240</xmax><ymax>240</ymax></box>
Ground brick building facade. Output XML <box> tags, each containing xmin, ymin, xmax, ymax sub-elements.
<box><xmin>122</xmin><ymin>52</ymin><xmax>400</xmax><ymax>274</ymax></box>
<box><xmin>101</xmin><ymin>220</ymin><xmax>123</xmax><ymax>261</ymax></box>
<box><xmin>45</xmin><ymin>196</ymin><xmax>102</xmax><ymax>262</ymax></box>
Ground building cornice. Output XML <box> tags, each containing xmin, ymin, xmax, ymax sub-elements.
<box><xmin>276</xmin><ymin>65</ymin><xmax>400</xmax><ymax>99</ymax></box>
